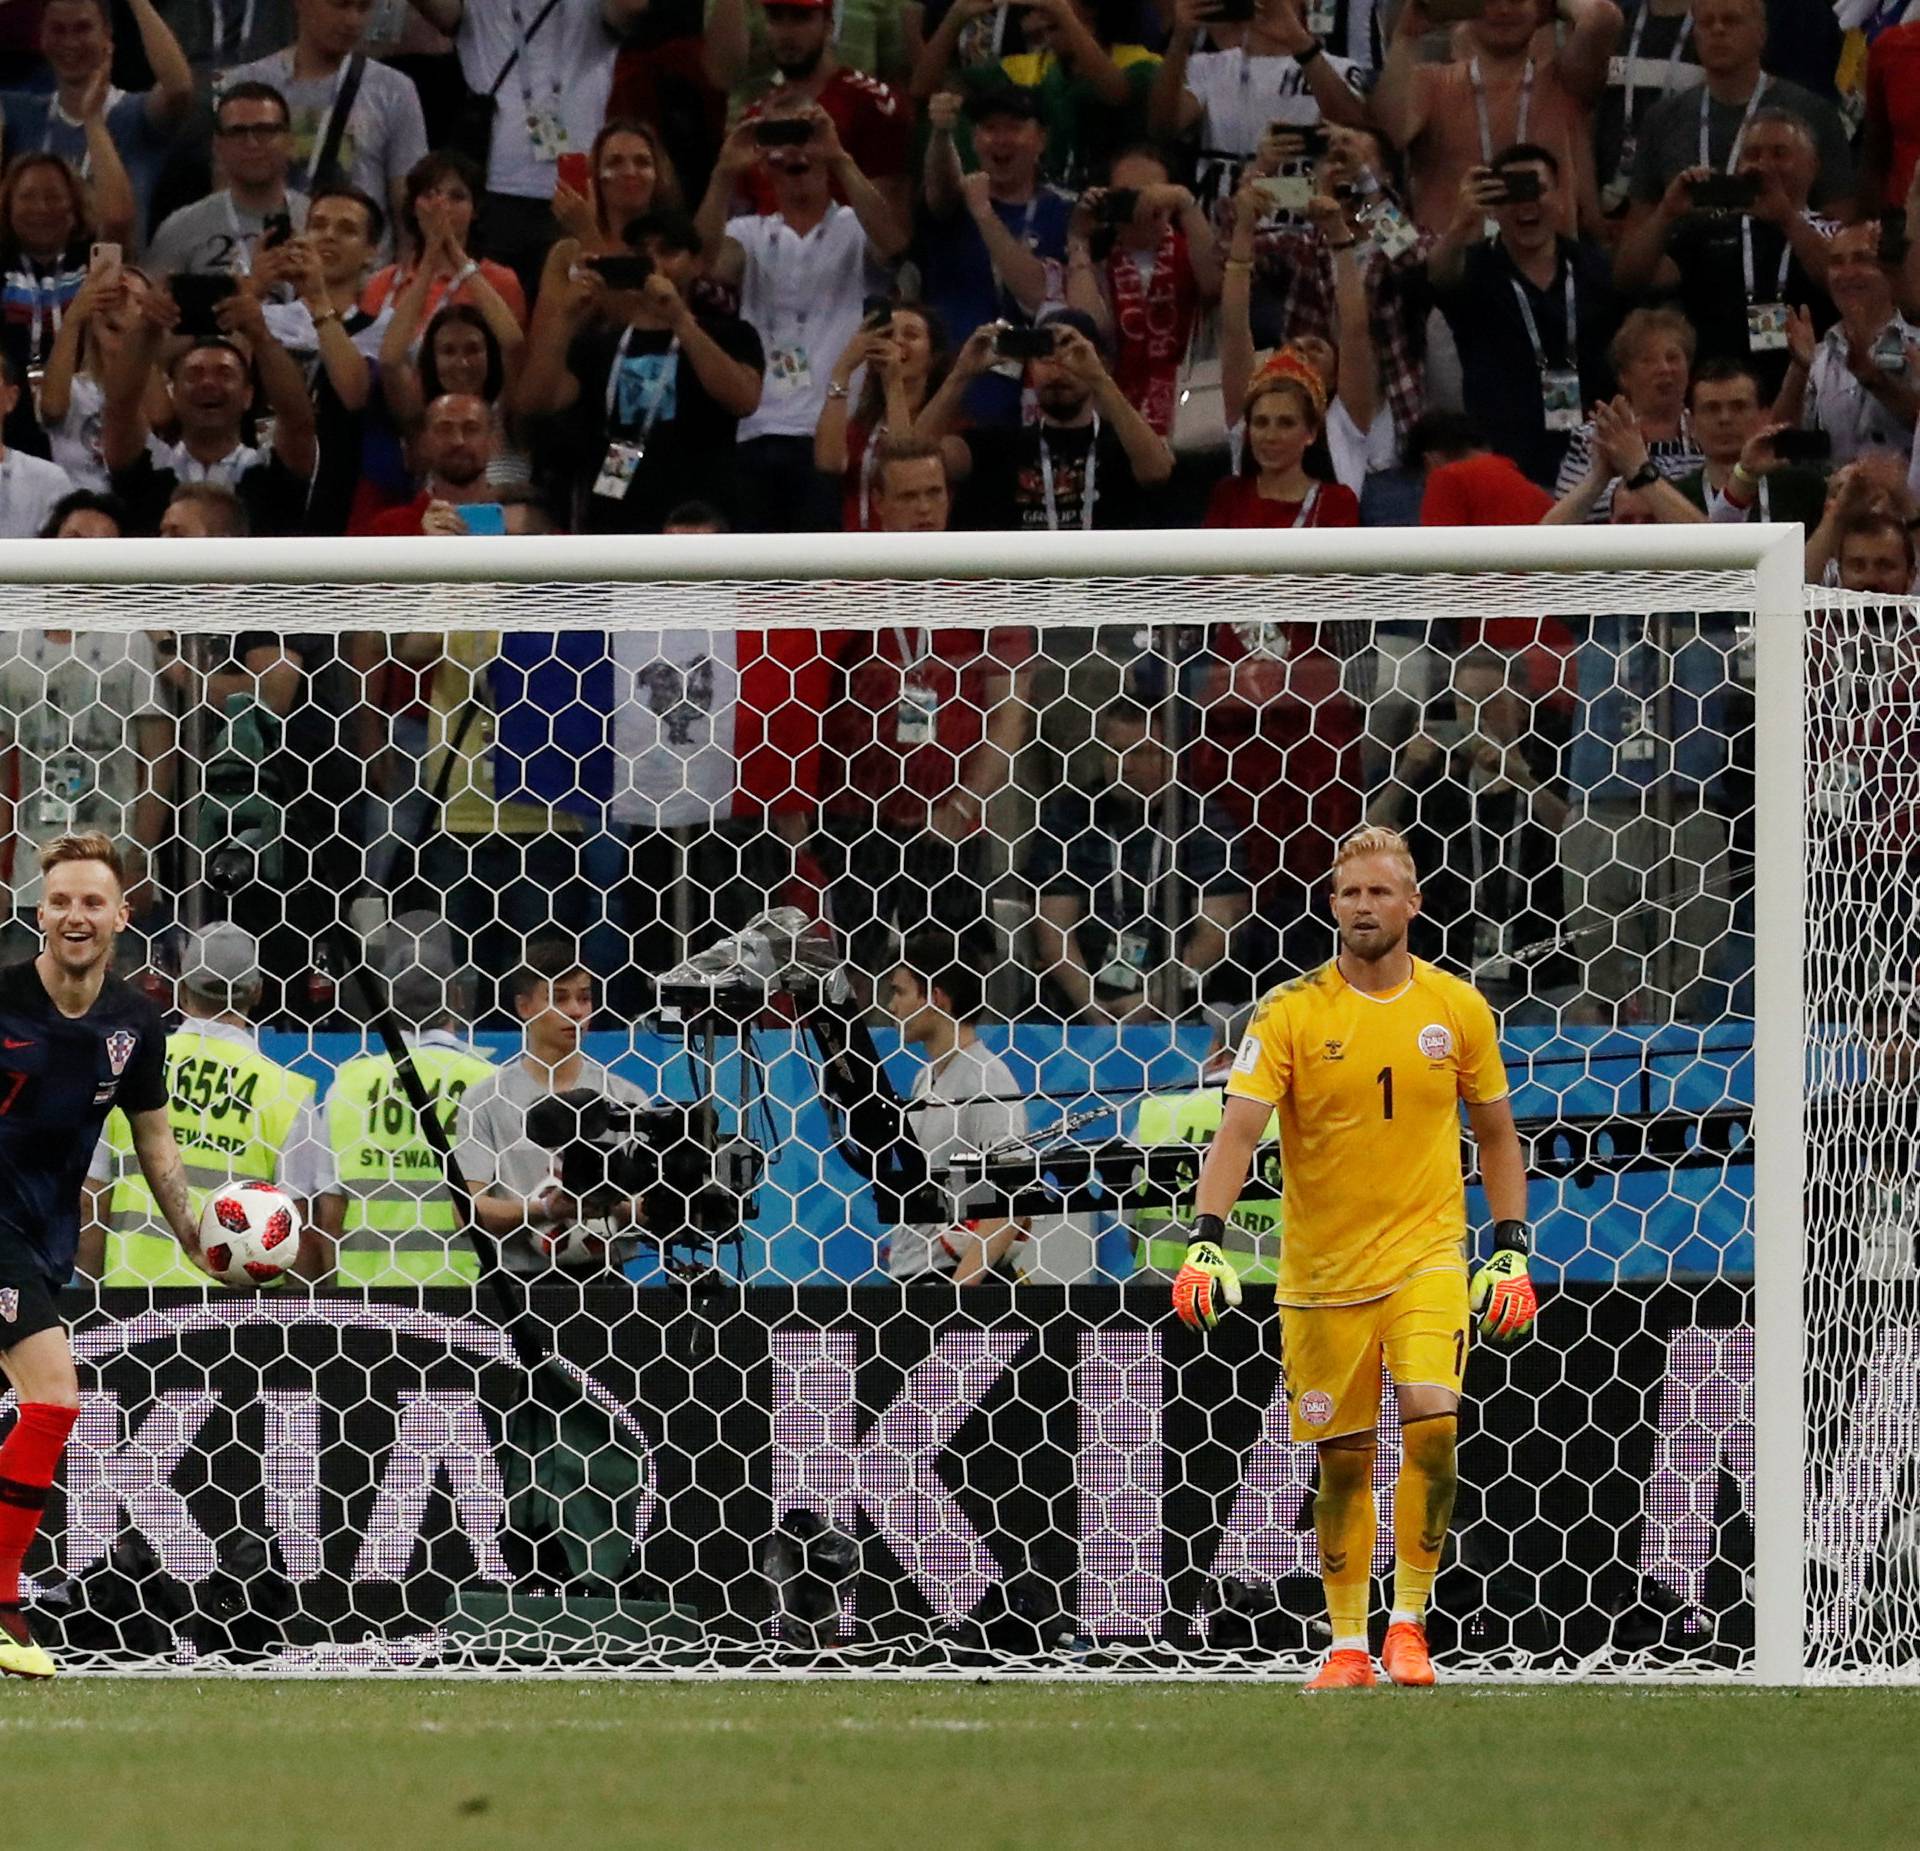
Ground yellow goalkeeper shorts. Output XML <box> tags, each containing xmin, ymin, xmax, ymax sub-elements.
<box><xmin>1279</xmin><ymin>1267</ymin><xmax>1470</xmax><ymax>1444</ymax></box>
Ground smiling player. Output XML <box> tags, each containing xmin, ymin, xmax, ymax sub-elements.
<box><xmin>0</xmin><ymin>833</ymin><xmax>204</xmax><ymax>1679</ymax></box>
<box><xmin>1175</xmin><ymin>826</ymin><xmax>1537</xmax><ymax>1689</ymax></box>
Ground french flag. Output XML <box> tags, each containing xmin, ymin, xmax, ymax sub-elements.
<box><xmin>492</xmin><ymin>626</ymin><xmax>840</xmax><ymax>828</ymax></box>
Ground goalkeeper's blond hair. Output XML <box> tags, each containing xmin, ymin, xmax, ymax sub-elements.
<box><xmin>1330</xmin><ymin>825</ymin><xmax>1420</xmax><ymax>890</ymax></box>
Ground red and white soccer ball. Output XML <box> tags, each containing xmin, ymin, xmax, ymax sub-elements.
<box><xmin>198</xmin><ymin>1181</ymin><xmax>302</xmax><ymax>1287</ymax></box>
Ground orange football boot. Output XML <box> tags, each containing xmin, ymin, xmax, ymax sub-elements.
<box><xmin>1381</xmin><ymin>1621</ymin><xmax>1435</xmax><ymax>1687</ymax></box>
<box><xmin>1303</xmin><ymin>1648</ymin><xmax>1376</xmax><ymax>1691</ymax></box>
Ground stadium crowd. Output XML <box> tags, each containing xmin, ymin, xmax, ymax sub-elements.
<box><xmin>0</xmin><ymin>0</ymin><xmax>1911</xmax><ymax>1035</ymax></box>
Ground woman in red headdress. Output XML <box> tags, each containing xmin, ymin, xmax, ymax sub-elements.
<box><xmin>1203</xmin><ymin>346</ymin><xmax>1361</xmax><ymax>531</ymax></box>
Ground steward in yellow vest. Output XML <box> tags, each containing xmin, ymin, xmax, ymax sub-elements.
<box><xmin>89</xmin><ymin>925</ymin><xmax>339</xmax><ymax>1284</ymax></box>
<box><xmin>325</xmin><ymin>910</ymin><xmax>493</xmax><ymax>1286</ymax></box>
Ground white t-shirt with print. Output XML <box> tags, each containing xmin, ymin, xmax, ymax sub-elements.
<box><xmin>0</xmin><ymin>629</ymin><xmax>165</xmax><ymax>904</ymax></box>
<box><xmin>887</xmin><ymin>1038</ymin><xmax>1026</xmax><ymax>1280</ymax></box>
<box><xmin>729</xmin><ymin>204</ymin><xmax>880</xmax><ymax>442</ymax></box>
<box><xmin>454</xmin><ymin>0</ymin><xmax>618</xmax><ymax>200</ymax></box>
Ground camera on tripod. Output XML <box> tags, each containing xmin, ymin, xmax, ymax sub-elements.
<box><xmin>522</xmin><ymin>1089</ymin><xmax>763</xmax><ymax>1261</ymax></box>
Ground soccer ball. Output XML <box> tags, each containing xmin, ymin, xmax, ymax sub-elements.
<box><xmin>198</xmin><ymin>1181</ymin><xmax>302</xmax><ymax>1287</ymax></box>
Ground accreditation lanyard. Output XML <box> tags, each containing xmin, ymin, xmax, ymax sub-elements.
<box><xmin>892</xmin><ymin>624</ymin><xmax>933</xmax><ymax>681</ymax></box>
<box><xmin>1291</xmin><ymin>482</ymin><xmax>1322</xmax><ymax>527</ymax></box>
<box><xmin>1700</xmin><ymin>77</ymin><xmax>1767</xmax><ymax>172</ymax></box>
<box><xmin>857</xmin><ymin>422</ymin><xmax>892</xmax><ymax>532</ymax></box>
<box><xmin>22</xmin><ymin>270</ymin><xmax>62</xmax><ymax>360</ymax></box>
<box><xmin>506</xmin><ymin>0</ymin><xmax>567</xmax><ymax>126</ymax></box>
<box><xmin>989</xmin><ymin>194</ymin><xmax>1040</xmax><ymax>310</ymax></box>
<box><xmin>208</xmin><ymin>0</ymin><xmax>259</xmax><ymax>61</ymax></box>
<box><xmin>603</xmin><ymin>324</ymin><xmax>681</xmax><ymax>439</ymax></box>
<box><xmin>1740</xmin><ymin>215</ymin><xmax>1792</xmax><ymax>303</ymax></box>
<box><xmin>1471</xmin><ymin>56</ymin><xmax>1534</xmax><ymax>164</ymax></box>
<box><xmin>1039</xmin><ymin>415</ymin><xmax>1100</xmax><ymax>532</ymax></box>
<box><xmin>1509</xmin><ymin>266</ymin><xmax>1577</xmax><ymax>373</ymax></box>
<box><xmin>1618</xmin><ymin>7</ymin><xmax>1693</xmax><ymax>143</ymax></box>
<box><xmin>225</xmin><ymin>193</ymin><xmax>256</xmax><ymax>275</ymax></box>
<box><xmin>1110</xmin><ymin>824</ymin><xmax>1167</xmax><ymax>926</ymax></box>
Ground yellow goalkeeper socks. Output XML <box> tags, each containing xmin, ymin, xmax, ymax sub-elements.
<box><xmin>1391</xmin><ymin>1414</ymin><xmax>1459</xmax><ymax>1624</ymax></box>
<box><xmin>1314</xmin><ymin>1444</ymin><xmax>1377</xmax><ymax>1650</ymax></box>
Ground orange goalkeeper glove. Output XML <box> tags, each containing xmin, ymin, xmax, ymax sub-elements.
<box><xmin>1173</xmin><ymin>1217</ymin><xmax>1242</xmax><ymax>1331</ymax></box>
<box><xmin>1470</xmin><ymin>1221</ymin><xmax>1538</xmax><ymax>1342</ymax></box>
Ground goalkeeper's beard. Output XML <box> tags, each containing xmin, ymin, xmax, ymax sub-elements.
<box><xmin>1336</xmin><ymin>918</ymin><xmax>1406</xmax><ymax>965</ymax></box>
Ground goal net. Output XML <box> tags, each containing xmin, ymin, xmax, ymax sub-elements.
<box><xmin>0</xmin><ymin>525</ymin><xmax>1860</xmax><ymax>1680</ymax></box>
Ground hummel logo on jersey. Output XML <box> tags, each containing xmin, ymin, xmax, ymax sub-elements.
<box><xmin>1323</xmin><ymin>1039</ymin><xmax>1344</xmax><ymax>1061</ymax></box>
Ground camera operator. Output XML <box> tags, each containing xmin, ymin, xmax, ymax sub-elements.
<box><xmin>453</xmin><ymin>935</ymin><xmax>652</xmax><ymax>1271</ymax></box>
<box><xmin>882</xmin><ymin>928</ymin><xmax>1028</xmax><ymax>1285</ymax></box>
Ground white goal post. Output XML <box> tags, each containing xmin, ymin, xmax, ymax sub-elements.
<box><xmin>0</xmin><ymin>523</ymin><xmax>1824</xmax><ymax>1680</ymax></box>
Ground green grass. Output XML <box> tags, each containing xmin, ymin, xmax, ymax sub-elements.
<box><xmin>6</xmin><ymin>1679</ymin><xmax>1914</xmax><ymax>1851</ymax></box>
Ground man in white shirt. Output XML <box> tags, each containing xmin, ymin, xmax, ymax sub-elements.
<box><xmin>454</xmin><ymin>935</ymin><xmax>654</xmax><ymax>1273</ymax></box>
<box><xmin>1775</xmin><ymin>220</ymin><xmax>1919</xmax><ymax>468</ymax></box>
<box><xmin>0</xmin><ymin>358</ymin><xmax>78</xmax><ymax>539</ymax></box>
<box><xmin>882</xmin><ymin>929</ymin><xmax>1028</xmax><ymax>1284</ymax></box>
<box><xmin>1148</xmin><ymin>0</ymin><xmax>1370</xmax><ymax>209</ymax></box>
<box><xmin>695</xmin><ymin>101</ymin><xmax>910</xmax><ymax>530</ymax></box>
<box><xmin>403</xmin><ymin>0</ymin><xmax>651</xmax><ymax>293</ymax></box>
<box><xmin>222</xmin><ymin>0</ymin><xmax>431</xmax><ymax>251</ymax></box>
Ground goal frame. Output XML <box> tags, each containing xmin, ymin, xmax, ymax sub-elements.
<box><xmin>0</xmin><ymin>522</ymin><xmax>1808</xmax><ymax>1681</ymax></box>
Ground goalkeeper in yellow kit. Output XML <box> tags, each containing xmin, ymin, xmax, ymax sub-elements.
<box><xmin>1176</xmin><ymin>827</ymin><xmax>1537</xmax><ymax>1689</ymax></box>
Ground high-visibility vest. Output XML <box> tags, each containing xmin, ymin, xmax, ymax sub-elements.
<box><xmin>1130</xmin><ymin>1087</ymin><xmax>1283</xmax><ymax>1281</ymax></box>
<box><xmin>327</xmin><ymin>1045</ymin><xmax>494</xmax><ymax>1285</ymax></box>
<box><xmin>103</xmin><ymin>1027</ymin><xmax>314</xmax><ymax>1284</ymax></box>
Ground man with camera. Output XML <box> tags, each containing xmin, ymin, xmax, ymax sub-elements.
<box><xmin>512</xmin><ymin>208</ymin><xmax>764</xmax><ymax>532</ymax></box>
<box><xmin>920</xmin><ymin>308</ymin><xmax>1174</xmax><ymax>529</ymax></box>
<box><xmin>694</xmin><ymin>102</ymin><xmax>909</xmax><ymax>532</ymax></box>
<box><xmin>100</xmin><ymin>272</ymin><xmax>319</xmax><ymax>536</ymax></box>
<box><xmin>454</xmin><ymin>936</ymin><xmax>654</xmax><ymax>1273</ymax></box>
<box><xmin>1772</xmin><ymin>220</ymin><xmax>1920</xmax><ymax>468</ymax></box>
<box><xmin>1612</xmin><ymin>108</ymin><xmax>1837</xmax><ymax>397</ymax></box>
<box><xmin>1148</xmin><ymin>0</ymin><xmax>1368</xmax><ymax>209</ymax></box>
<box><xmin>1427</xmin><ymin>144</ymin><xmax>1620</xmax><ymax>489</ymax></box>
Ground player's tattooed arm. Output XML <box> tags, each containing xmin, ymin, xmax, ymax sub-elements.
<box><xmin>128</xmin><ymin>1107</ymin><xmax>205</xmax><ymax>1263</ymax></box>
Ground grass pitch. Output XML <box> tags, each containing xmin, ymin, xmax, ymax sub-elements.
<box><xmin>8</xmin><ymin>1679</ymin><xmax>1913</xmax><ymax>1851</ymax></box>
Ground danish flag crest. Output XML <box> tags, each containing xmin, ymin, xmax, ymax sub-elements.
<box><xmin>105</xmin><ymin>1029</ymin><xmax>137</xmax><ymax>1076</ymax></box>
<box><xmin>0</xmin><ymin>1287</ymin><xmax>16</xmax><ymax>1323</ymax></box>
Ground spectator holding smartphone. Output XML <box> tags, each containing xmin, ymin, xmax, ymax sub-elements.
<box><xmin>1148</xmin><ymin>0</ymin><xmax>1368</xmax><ymax>209</ymax></box>
<box><xmin>923</xmin><ymin>310</ymin><xmax>1174</xmax><ymax>529</ymax></box>
<box><xmin>1773</xmin><ymin>222</ymin><xmax>1919</xmax><ymax>468</ymax></box>
<box><xmin>1621</xmin><ymin>0</ymin><xmax>1853</xmax><ymax>221</ymax></box>
<box><xmin>1066</xmin><ymin>148</ymin><xmax>1220</xmax><ymax>438</ymax></box>
<box><xmin>101</xmin><ymin>276</ymin><xmax>318</xmax><ymax>535</ymax></box>
<box><xmin>1374</xmin><ymin>0</ymin><xmax>1622</xmax><ymax>237</ymax></box>
<box><xmin>548</xmin><ymin>119</ymin><xmax>680</xmax><ymax>258</ymax></box>
<box><xmin>1428</xmin><ymin>145</ymin><xmax>1620</xmax><ymax>488</ymax></box>
<box><xmin>1679</xmin><ymin>357</ymin><xmax>1828</xmax><ymax>527</ymax></box>
<box><xmin>729</xmin><ymin>0</ymin><xmax>914</xmax><ymax>228</ymax></box>
<box><xmin>921</xmin><ymin>85</ymin><xmax>1073</xmax><ymax>426</ymax></box>
<box><xmin>363</xmin><ymin>392</ymin><xmax>551</xmax><ymax>534</ymax></box>
<box><xmin>694</xmin><ymin>106</ymin><xmax>909</xmax><ymax>531</ymax></box>
<box><xmin>815</xmin><ymin>303</ymin><xmax>961</xmax><ymax>530</ymax></box>
<box><xmin>1612</xmin><ymin>109</ymin><xmax>1836</xmax><ymax>398</ymax></box>
<box><xmin>148</xmin><ymin>83</ymin><xmax>307</xmax><ymax>279</ymax></box>
<box><xmin>512</xmin><ymin>208</ymin><xmax>764</xmax><ymax>533</ymax></box>
<box><xmin>38</xmin><ymin>258</ymin><xmax>153</xmax><ymax>491</ymax></box>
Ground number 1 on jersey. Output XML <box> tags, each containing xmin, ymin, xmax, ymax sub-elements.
<box><xmin>1376</xmin><ymin>1065</ymin><xmax>1394</xmax><ymax>1120</ymax></box>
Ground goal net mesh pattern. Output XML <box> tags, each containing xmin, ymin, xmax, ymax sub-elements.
<box><xmin>0</xmin><ymin>550</ymin><xmax>1871</xmax><ymax>1678</ymax></box>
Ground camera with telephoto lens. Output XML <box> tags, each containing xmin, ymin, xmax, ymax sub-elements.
<box><xmin>523</xmin><ymin>1088</ymin><xmax>762</xmax><ymax>1248</ymax></box>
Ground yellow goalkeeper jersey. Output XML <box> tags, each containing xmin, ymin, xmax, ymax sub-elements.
<box><xmin>1224</xmin><ymin>958</ymin><xmax>1510</xmax><ymax>1309</ymax></box>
